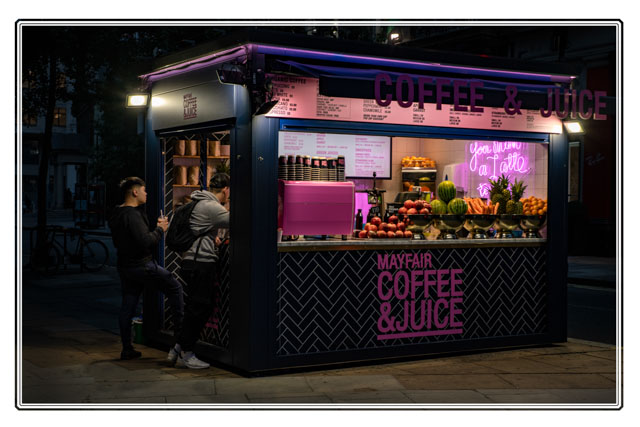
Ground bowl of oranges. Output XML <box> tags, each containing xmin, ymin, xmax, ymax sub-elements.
<box><xmin>520</xmin><ymin>196</ymin><xmax>547</xmax><ymax>238</ymax></box>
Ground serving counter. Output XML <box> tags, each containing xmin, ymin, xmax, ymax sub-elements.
<box><xmin>274</xmin><ymin>237</ymin><xmax>550</xmax><ymax>361</ymax></box>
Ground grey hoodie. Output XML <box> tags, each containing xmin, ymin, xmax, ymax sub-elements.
<box><xmin>182</xmin><ymin>190</ymin><xmax>229</xmax><ymax>263</ymax></box>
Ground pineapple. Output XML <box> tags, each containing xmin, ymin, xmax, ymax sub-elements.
<box><xmin>510</xmin><ymin>178</ymin><xmax>527</xmax><ymax>215</ymax></box>
<box><xmin>489</xmin><ymin>174</ymin><xmax>511</xmax><ymax>214</ymax></box>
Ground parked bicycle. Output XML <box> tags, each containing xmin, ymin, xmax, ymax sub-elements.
<box><xmin>29</xmin><ymin>226</ymin><xmax>109</xmax><ymax>274</ymax></box>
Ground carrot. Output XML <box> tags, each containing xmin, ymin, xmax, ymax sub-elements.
<box><xmin>472</xmin><ymin>198</ymin><xmax>483</xmax><ymax>214</ymax></box>
<box><xmin>494</xmin><ymin>202</ymin><xmax>499</xmax><ymax>214</ymax></box>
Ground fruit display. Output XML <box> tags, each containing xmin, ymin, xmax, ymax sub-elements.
<box><xmin>354</xmin><ymin>215</ymin><xmax>413</xmax><ymax>239</ymax></box>
<box><xmin>522</xmin><ymin>196</ymin><xmax>548</xmax><ymax>216</ymax></box>
<box><xmin>447</xmin><ymin>198</ymin><xmax>468</xmax><ymax>215</ymax></box>
<box><xmin>488</xmin><ymin>175</ymin><xmax>530</xmax><ymax>215</ymax></box>
<box><xmin>464</xmin><ymin>197</ymin><xmax>497</xmax><ymax>214</ymax></box>
<box><xmin>401</xmin><ymin>156</ymin><xmax>436</xmax><ymax>168</ymax></box>
<box><xmin>437</xmin><ymin>180</ymin><xmax>456</xmax><ymax>204</ymax></box>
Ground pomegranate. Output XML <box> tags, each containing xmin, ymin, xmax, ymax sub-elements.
<box><xmin>387</xmin><ymin>231</ymin><xmax>396</xmax><ymax>238</ymax></box>
<box><xmin>380</xmin><ymin>222</ymin><xmax>388</xmax><ymax>232</ymax></box>
<box><xmin>388</xmin><ymin>215</ymin><xmax>398</xmax><ymax>224</ymax></box>
<box><xmin>368</xmin><ymin>230</ymin><xmax>378</xmax><ymax>238</ymax></box>
<box><xmin>397</xmin><ymin>222</ymin><xmax>405</xmax><ymax>232</ymax></box>
<box><xmin>398</xmin><ymin>207</ymin><xmax>408</xmax><ymax>215</ymax></box>
<box><xmin>358</xmin><ymin>230</ymin><xmax>368</xmax><ymax>238</ymax></box>
<box><xmin>369</xmin><ymin>224</ymin><xmax>378</xmax><ymax>232</ymax></box>
<box><xmin>364</xmin><ymin>223</ymin><xmax>371</xmax><ymax>231</ymax></box>
<box><xmin>404</xmin><ymin>230</ymin><xmax>413</xmax><ymax>238</ymax></box>
<box><xmin>371</xmin><ymin>216</ymin><xmax>382</xmax><ymax>227</ymax></box>
<box><xmin>404</xmin><ymin>200</ymin><xmax>415</xmax><ymax>210</ymax></box>
<box><xmin>396</xmin><ymin>230</ymin><xmax>404</xmax><ymax>238</ymax></box>
<box><xmin>415</xmin><ymin>201</ymin><xmax>424</xmax><ymax>211</ymax></box>
<box><xmin>377</xmin><ymin>230</ymin><xmax>388</xmax><ymax>238</ymax></box>
<box><xmin>419</xmin><ymin>208</ymin><xmax>428</xmax><ymax>214</ymax></box>
<box><xmin>387</xmin><ymin>223</ymin><xmax>397</xmax><ymax>232</ymax></box>
<box><xmin>407</xmin><ymin>208</ymin><xmax>418</xmax><ymax>215</ymax></box>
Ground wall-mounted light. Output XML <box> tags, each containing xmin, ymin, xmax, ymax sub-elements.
<box><xmin>389</xmin><ymin>32</ymin><xmax>401</xmax><ymax>43</ymax></box>
<box><xmin>564</xmin><ymin>121</ymin><xmax>584</xmax><ymax>134</ymax></box>
<box><xmin>126</xmin><ymin>94</ymin><xmax>149</xmax><ymax>108</ymax></box>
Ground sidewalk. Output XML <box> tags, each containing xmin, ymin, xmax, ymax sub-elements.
<box><xmin>19</xmin><ymin>267</ymin><xmax>620</xmax><ymax>407</ymax></box>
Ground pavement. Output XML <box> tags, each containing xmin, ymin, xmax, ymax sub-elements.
<box><xmin>17</xmin><ymin>209</ymin><xmax>621</xmax><ymax>408</ymax></box>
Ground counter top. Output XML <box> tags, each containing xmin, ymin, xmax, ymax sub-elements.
<box><xmin>278</xmin><ymin>238</ymin><xmax>547</xmax><ymax>252</ymax></box>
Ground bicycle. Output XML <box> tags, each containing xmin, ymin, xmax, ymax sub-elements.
<box><xmin>35</xmin><ymin>226</ymin><xmax>109</xmax><ymax>274</ymax></box>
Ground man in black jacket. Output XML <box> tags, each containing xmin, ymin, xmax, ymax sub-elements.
<box><xmin>108</xmin><ymin>177</ymin><xmax>184</xmax><ymax>360</ymax></box>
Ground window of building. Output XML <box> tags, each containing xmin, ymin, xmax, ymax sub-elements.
<box><xmin>22</xmin><ymin>70</ymin><xmax>36</xmax><ymax>89</ymax></box>
<box><xmin>23</xmin><ymin>112</ymin><xmax>37</xmax><ymax>127</ymax></box>
<box><xmin>56</xmin><ymin>73</ymin><xmax>66</xmax><ymax>89</ymax></box>
<box><xmin>53</xmin><ymin>107</ymin><xmax>66</xmax><ymax>127</ymax></box>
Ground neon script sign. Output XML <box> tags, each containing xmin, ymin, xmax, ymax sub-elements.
<box><xmin>374</xmin><ymin>73</ymin><xmax>608</xmax><ymax>120</ymax></box>
<box><xmin>376</xmin><ymin>253</ymin><xmax>463</xmax><ymax>340</ymax></box>
<box><xmin>468</xmin><ymin>141</ymin><xmax>532</xmax><ymax>197</ymax></box>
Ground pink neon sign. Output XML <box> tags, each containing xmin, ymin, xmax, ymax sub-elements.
<box><xmin>466</xmin><ymin>141</ymin><xmax>534</xmax><ymax>198</ymax></box>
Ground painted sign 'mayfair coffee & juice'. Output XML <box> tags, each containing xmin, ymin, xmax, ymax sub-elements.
<box><xmin>376</xmin><ymin>252</ymin><xmax>463</xmax><ymax>341</ymax></box>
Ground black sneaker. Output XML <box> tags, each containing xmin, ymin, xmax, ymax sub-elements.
<box><xmin>120</xmin><ymin>348</ymin><xmax>142</xmax><ymax>360</ymax></box>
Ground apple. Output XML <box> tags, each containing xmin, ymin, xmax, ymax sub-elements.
<box><xmin>358</xmin><ymin>230</ymin><xmax>368</xmax><ymax>238</ymax></box>
<box><xmin>387</xmin><ymin>223</ymin><xmax>397</xmax><ymax>232</ymax></box>
<box><xmin>387</xmin><ymin>231</ymin><xmax>396</xmax><ymax>238</ymax></box>
<box><xmin>388</xmin><ymin>215</ymin><xmax>398</xmax><ymax>224</ymax></box>
<box><xmin>398</xmin><ymin>222</ymin><xmax>405</xmax><ymax>232</ymax></box>
<box><xmin>380</xmin><ymin>222</ymin><xmax>388</xmax><ymax>232</ymax></box>
<box><xmin>396</xmin><ymin>230</ymin><xmax>404</xmax><ymax>238</ymax></box>
<box><xmin>371</xmin><ymin>216</ymin><xmax>382</xmax><ymax>227</ymax></box>
<box><xmin>404</xmin><ymin>200</ymin><xmax>415</xmax><ymax>210</ymax></box>
<box><xmin>404</xmin><ymin>230</ymin><xmax>413</xmax><ymax>238</ymax></box>
<box><xmin>415</xmin><ymin>201</ymin><xmax>424</xmax><ymax>211</ymax></box>
<box><xmin>407</xmin><ymin>208</ymin><xmax>418</xmax><ymax>215</ymax></box>
<box><xmin>368</xmin><ymin>230</ymin><xmax>378</xmax><ymax>238</ymax></box>
<box><xmin>398</xmin><ymin>207</ymin><xmax>408</xmax><ymax>215</ymax></box>
<box><xmin>369</xmin><ymin>224</ymin><xmax>378</xmax><ymax>232</ymax></box>
<box><xmin>377</xmin><ymin>230</ymin><xmax>388</xmax><ymax>238</ymax></box>
<box><xmin>419</xmin><ymin>208</ymin><xmax>428</xmax><ymax>214</ymax></box>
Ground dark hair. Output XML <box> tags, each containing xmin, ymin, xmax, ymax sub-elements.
<box><xmin>209</xmin><ymin>173</ymin><xmax>230</xmax><ymax>190</ymax></box>
<box><xmin>119</xmin><ymin>176</ymin><xmax>145</xmax><ymax>198</ymax></box>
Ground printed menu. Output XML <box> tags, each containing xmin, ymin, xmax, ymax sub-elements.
<box><xmin>278</xmin><ymin>131</ymin><xmax>391</xmax><ymax>179</ymax></box>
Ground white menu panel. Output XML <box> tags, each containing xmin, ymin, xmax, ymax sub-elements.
<box><xmin>278</xmin><ymin>131</ymin><xmax>391</xmax><ymax>179</ymax></box>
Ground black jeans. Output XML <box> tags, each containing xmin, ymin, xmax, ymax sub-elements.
<box><xmin>117</xmin><ymin>260</ymin><xmax>184</xmax><ymax>350</ymax></box>
<box><xmin>176</xmin><ymin>260</ymin><xmax>218</xmax><ymax>352</ymax></box>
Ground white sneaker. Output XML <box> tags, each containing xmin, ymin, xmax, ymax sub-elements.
<box><xmin>167</xmin><ymin>346</ymin><xmax>180</xmax><ymax>364</ymax></box>
<box><xmin>176</xmin><ymin>351</ymin><xmax>210</xmax><ymax>369</ymax></box>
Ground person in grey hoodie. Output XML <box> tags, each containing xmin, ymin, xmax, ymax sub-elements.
<box><xmin>168</xmin><ymin>173</ymin><xmax>230</xmax><ymax>369</ymax></box>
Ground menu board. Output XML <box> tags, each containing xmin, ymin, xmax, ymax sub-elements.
<box><xmin>278</xmin><ymin>131</ymin><xmax>392</xmax><ymax>179</ymax></box>
<box><xmin>267</xmin><ymin>75</ymin><xmax>563</xmax><ymax>134</ymax></box>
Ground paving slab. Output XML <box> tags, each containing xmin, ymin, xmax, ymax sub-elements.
<box><xmin>403</xmin><ymin>389</ymin><xmax>493</xmax><ymax>404</ymax></box>
<box><xmin>248</xmin><ymin>393</ymin><xmax>333</xmax><ymax>403</ymax></box>
<box><xmin>306</xmin><ymin>375</ymin><xmax>405</xmax><ymax>393</ymax></box>
<box><xmin>22</xmin><ymin>384</ymin><xmax>94</xmax><ymax>404</ymax></box>
<box><xmin>481</xmin><ymin>388</ymin><xmax>617</xmax><ymax>404</ymax></box>
<box><xmin>394</xmin><ymin>360</ymin><xmax>503</xmax><ymax>375</ymax></box>
<box><xmin>166</xmin><ymin>394</ymin><xmax>250</xmax><ymax>403</ymax></box>
<box><xmin>214</xmin><ymin>377</ymin><xmax>312</xmax><ymax>395</ymax></box>
<box><xmin>326</xmin><ymin>390</ymin><xmax>413</xmax><ymax>403</ymax></box>
<box><xmin>85</xmin><ymin>396</ymin><xmax>167</xmax><ymax>404</ymax></box>
<box><xmin>395</xmin><ymin>374</ymin><xmax>514</xmax><ymax>390</ymax></box>
<box><xmin>583</xmin><ymin>350</ymin><xmax>618</xmax><ymax>361</ymax></box>
<box><xmin>88</xmin><ymin>379</ymin><xmax>215</xmax><ymax>399</ymax></box>
<box><xmin>472</xmin><ymin>358</ymin><xmax>568</xmax><ymax>374</ymax></box>
<box><xmin>526</xmin><ymin>353</ymin><xmax>616</xmax><ymax>373</ymax></box>
<box><xmin>524</xmin><ymin>343</ymin><xmax>611</xmax><ymax>355</ymax></box>
<box><xmin>496</xmin><ymin>373</ymin><xmax>616</xmax><ymax>389</ymax></box>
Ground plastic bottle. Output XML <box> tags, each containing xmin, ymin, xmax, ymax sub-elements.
<box><xmin>355</xmin><ymin>209</ymin><xmax>363</xmax><ymax>230</ymax></box>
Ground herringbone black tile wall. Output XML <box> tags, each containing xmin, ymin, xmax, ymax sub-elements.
<box><xmin>276</xmin><ymin>246</ymin><xmax>547</xmax><ymax>356</ymax></box>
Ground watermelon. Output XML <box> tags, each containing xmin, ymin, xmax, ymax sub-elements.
<box><xmin>447</xmin><ymin>198</ymin><xmax>468</xmax><ymax>215</ymax></box>
<box><xmin>438</xmin><ymin>180</ymin><xmax>456</xmax><ymax>203</ymax></box>
<box><xmin>431</xmin><ymin>199</ymin><xmax>448</xmax><ymax>214</ymax></box>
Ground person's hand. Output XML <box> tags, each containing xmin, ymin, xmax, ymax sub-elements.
<box><xmin>157</xmin><ymin>217</ymin><xmax>169</xmax><ymax>232</ymax></box>
<box><xmin>215</xmin><ymin>237</ymin><xmax>222</xmax><ymax>247</ymax></box>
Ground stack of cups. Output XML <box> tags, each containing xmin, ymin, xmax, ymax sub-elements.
<box><xmin>295</xmin><ymin>155</ymin><xmax>304</xmax><ymax>181</ymax></box>
<box><xmin>287</xmin><ymin>155</ymin><xmax>295</xmax><ymax>181</ymax></box>
<box><xmin>320</xmin><ymin>157</ymin><xmax>329</xmax><ymax>181</ymax></box>
<box><xmin>278</xmin><ymin>155</ymin><xmax>287</xmax><ymax>181</ymax></box>
<box><xmin>328</xmin><ymin>158</ymin><xmax>337</xmax><ymax>181</ymax></box>
<box><xmin>304</xmin><ymin>156</ymin><xmax>311</xmax><ymax>181</ymax></box>
<box><xmin>311</xmin><ymin>157</ymin><xmax>321</xmax><ymax>181</ymax></box>
<box><xmin>337</xmin><ymin>156</ymin><xmax>345</xmax><ymax>181</ymax></box>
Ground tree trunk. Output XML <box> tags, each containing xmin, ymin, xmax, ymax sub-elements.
<box><xmin>33</xmin><ymin>53</ymin><xmax>57</xmax><ymax>268</ymax></box>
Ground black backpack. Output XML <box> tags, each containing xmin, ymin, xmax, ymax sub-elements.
<box><xmin>165</xmin><ymin>200</ymin><xmax>206</xmax><ymax>253</ymax></box>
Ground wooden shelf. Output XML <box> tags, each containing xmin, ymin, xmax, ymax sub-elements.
<box><xmin>173</xmin><ymin>155</ymin><xmax>200</xmax><ymax>159</ymax></box>
<box><xmin>173</xmin><ymin>184</ymin><xmax>200</xmax><ymax>188</ymax></box>
<box><xmin>207</xmin><ymin>156</ymin><xmax>230</xmax><ymax>159</ymax></box>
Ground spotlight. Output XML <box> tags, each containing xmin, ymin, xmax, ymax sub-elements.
<box><xmin>126</xmin><ymin>94</ymin><xmax>148</xmax><ymax>108</ymax></box>
<box><xmin>564</xmin><ymin>121</ymin><xmax>584</xmax><ymax>134</ymax></box>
